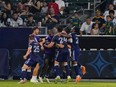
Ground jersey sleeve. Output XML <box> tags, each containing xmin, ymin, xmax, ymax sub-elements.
<box><xmin>35</xmin><ymin>36</ymin><xmax>42</xmax><ymax>42</ymax></box>
<box><xmin>28</xmin><ymin>42</ymin><xmax>33</xmax><ymax>49</ymax></box>
<box><xmin>45</xmin><ymin>35</ymin><xmax>50</xmax><ymax>41</ymax></box>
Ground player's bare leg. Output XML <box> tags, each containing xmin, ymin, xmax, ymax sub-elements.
<box><xmin>30</xmin><ymin>63</ymin><xmax>40</xmax><ymax>83</ymax></box>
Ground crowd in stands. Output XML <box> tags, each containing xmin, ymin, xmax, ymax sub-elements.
<box><xmin>0</xmin><ymin>0</ymin><xmax>116</xmax><ymax>35</ymax></box>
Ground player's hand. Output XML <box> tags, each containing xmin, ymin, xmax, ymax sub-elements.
<box><xmin>23</xmin><ymin>55</ymin><xmax>27</xmax><ymax>60</ymax></box>
<box><xmin>42</xmin><ymin>38</ymin><xmax>45</xmax><ymax>43</ymax></box>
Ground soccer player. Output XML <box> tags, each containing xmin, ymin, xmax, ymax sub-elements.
<box><xmin>42</xmin><ymin>30</ymin><xmax>55</xmax><ymax>83</ymax></box>
<box><xmin>69</xmin><ymin>28</ymin><xmax>82</xmax><ymax>83</ymax></box>
<box><xmin>61</xmin><ymin>27</ymin><xmax>86</xmax><ymax>83</ymax></box>
<box><xmin>19</xmin><ymin>27</ymin><xmax>44</xmax><ymax>84</ymax></box>
<box><xmin>30</xmin><ymin>27</ymin><xmax>44</xmax><ymax>83</ymax></box>
<box><xmin>44</xmin><ymin>28</ymin><xmax>71</xmax><ymax>83</ymax></box>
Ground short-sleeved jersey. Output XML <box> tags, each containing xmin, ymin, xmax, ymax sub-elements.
<box><xmin>45</xmin><ymin>35</ymin><xmax>53</xmax><ymax>45</ymax></box>
<box><xmin>29</xmin><ymin>35</ymin><xmax>42</xmax><ymax>56</ymax></box>
<box><xmin>44</xmin><ymin>34</ymin><xmax>54</xmax><ymax>54</ymax></box>
<box><xmin>29</xmin><ymin>34</ymin><xmax>42</xmax><ymax>42</ymax></box>
<box><xmin>52</xmin><ymin>35</ymin><xmax>68</xmax><ymax>52</ymax></box>
<box><xmin>70</xmin><ymin>32</ymin><xmax>79</xmax><ymax>49</ymax></box>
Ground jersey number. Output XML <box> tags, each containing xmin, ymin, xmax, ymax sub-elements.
<box><xmin>59</xmin><ymin>38</ymin><xmax>63</xmax><ymax>44</ymax></box>
<box><xmin>76</xmin><ymin>37</ymin><xmax>78</xmax><ymax>44</ymax></box>
<box><xmin>34</xmin><ymin>46</ymin><xmax>40</xmax><ymax>53</ymax></box>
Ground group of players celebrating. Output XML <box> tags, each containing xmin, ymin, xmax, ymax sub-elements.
<box><xmin>18</xmin><ymin>26</ymin><xmax>86</xmax><ymax>84</ymax></box>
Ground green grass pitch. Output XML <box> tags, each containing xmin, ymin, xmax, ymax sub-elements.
<box><xmin>0</xmin><ymin>80</ymin><xmax>116</xmax><ymax>87</ymax></box>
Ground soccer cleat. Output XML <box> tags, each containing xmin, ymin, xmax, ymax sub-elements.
<box><xmin>67</xmin><ymin>76</ymin><xmax>71</xmax><ymax>82</ymax></box>
<box><xmin>18</xmin><ymin>79</ymin><xmax>27</xmax><ymax>84</ymax></box>
<box><xmin>30</xmin><ymin>79</ymin><xmax>39</xmax><ymax>83</ymax></box>
<box><xmin>81</xmin><ymin>66</ymin><xmax>86</xmax><ymax>75</ymax></box>
<box><xmin>75</xmin><ymin>75</ymin><xmax>81</xmax><ymax>83</ymax></box>
<box><xmin>54</xmin><ymin>76</ymin><xmax>61</xmax><ymax>84</ymax></box>
<box><xmin>39</xmin><ymin>76</ymin><xmax>43</xmax><ymax>83</ymax></box>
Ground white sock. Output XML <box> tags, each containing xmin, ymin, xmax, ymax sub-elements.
<box><xmin>76</xmin><ymin>75</ymin><xmax>81</xmax><ymax>78</ymax></box>
<box><xmin>32</xmin><ymin>76</ymin><xmax>37</xmax><ymax>80</ymax></box>
<box><xmin>81</xmin><ymin>65</ymin><xmax>83</xmax><ymax>68</ymax></box>
<box><xmin>27</xmin><ymin>69</ymin><xmax>31</xmax><ymax>72</ymax></box>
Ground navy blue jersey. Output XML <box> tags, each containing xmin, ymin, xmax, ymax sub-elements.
<box><xmin>29</xmin><ymin>35</ymin><xmax>42</xmax><ymax>56</ymax></box>
<box><xmin>70</xmin><ymin>32</ymin><xmax>79</xmax><ymax>49</ymax></box>
<box><xmin>44</xmin><ymin>34</ymin><xmax>54</xmax><ymax>54</ymax></box>
<box><xmin>45</xmin><ymin>35</ymin><xmax>53</xmax><ymax>45</ymax></box>
<box><xmin>52</xmin><ymin>35</ymin><xmax>68</xmax><ymax>52</ymax></box>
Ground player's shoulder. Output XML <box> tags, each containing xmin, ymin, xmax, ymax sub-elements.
<box><xmin>45</xmin><ymin>35</ymin><xmax>49</xmax><ymax>39</ymax></box>
<box><xmin>29</xmin><ymin>34</ymin><xmax>34</xmax><ymax>37</ymax></box>
<box><xmin>35</xmin><ymin>35</ymin><xmax>40</xmax><ymax>39</ymax></box>
<box><xmin>29</xmin><ymin>41</ymin><xmax>34</xmax><ymax>46</ymax></box>
<box><xmin>70</xmin><ymin>32</ymin><xmax>75</xmax><ymax>36</ymax></box>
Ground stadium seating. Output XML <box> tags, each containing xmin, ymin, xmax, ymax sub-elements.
<box><xmin>64</xmin><ymin>0</ymin><xmax>94</xmax><ymax>3</ymax></box>
<box><xmin>64</xmin><ymin>0</ymin><xmax>94</xmax><ymax>13</ymax></box>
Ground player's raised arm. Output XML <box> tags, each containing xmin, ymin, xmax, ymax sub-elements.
<box><xmin>44</xmin><ymin>42</ymin><xmax>55</xmax><ymax>48</ymax></box>
<box><xmin>61</xmin><ymin>33</ymin><xmax>71</xmax><ymax>38</ymax></box>
<box><xmin>56</xmin><ymin>43</ymin><xmax>64</xmax><ymax>48</ymax></box>
<box><xmin>60</xmin><ymin>30</ymin><xmax>71</xmax><ymax>38</ymax></box>
<box><xmin>44</xmin><ymin>35</ymin><xmax>58</xmax><ymax>48</ymax></box>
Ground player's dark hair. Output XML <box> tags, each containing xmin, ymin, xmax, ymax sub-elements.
<box><xmin>57</xmin><ymin>26</ymin><xmax>63</xmax><ymax>33</ymax></box>
<box><xmin>109</xmin><ymin>10</ymin><xmax>115</xmax><ymax>15</ymax></box>
<box><xmin>32</xmin><ymin>27</ymin><xmax>39</xmax><ymax>32</ymax></box>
